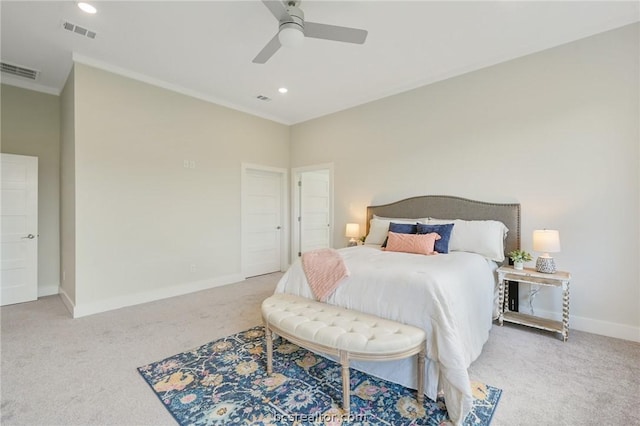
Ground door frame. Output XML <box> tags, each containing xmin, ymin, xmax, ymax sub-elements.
<box><xmin>240</xmin><ymin>163</ymin><xmax>288</xmax><ymax>277</ymax></box>
<box><xmin>291</xmin><ymin>163</ymin><xmax>334</xmax><ymax>262</ymax></box>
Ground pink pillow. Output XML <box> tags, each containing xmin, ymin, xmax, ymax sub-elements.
<box><xmin>385</xmin><ymin>232</ymin><xmax>441</xmax><ymax>255</ymax></box>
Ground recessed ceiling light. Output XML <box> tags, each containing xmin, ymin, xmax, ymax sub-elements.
<box><xmin>278</xmin><ymin>87</ymin><xmax>288</xmax><ymax>94</ymax></box>
<box><xmin>77</xmin><ymin>2</ymin><xmax>97</xmax><ymax>14</ymax></box>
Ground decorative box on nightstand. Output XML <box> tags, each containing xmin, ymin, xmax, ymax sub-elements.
<box><xmin>497</xmin><ymin>266</ymin><xmax>571</xmax><ymax>341</ymax></box>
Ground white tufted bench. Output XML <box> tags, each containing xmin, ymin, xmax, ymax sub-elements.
<box><xmin>261</xmin><ymin>293</ymin><xmax>426</xmax><ymax>414</ymax></box>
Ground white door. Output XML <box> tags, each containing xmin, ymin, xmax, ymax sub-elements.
<box><xmin>1</xmin><ymin>153</ymin><xmax>38</xmax><ymax>306</ymax></box>
<box><xmin>242</xmin><ymin>167</ymin><xmax>285</xmax><ymax>278</ymax></box>
<box><xmin>298</xmin><ymin>169</ymin><xmax>331</xmax><ymax>255</ymax></box>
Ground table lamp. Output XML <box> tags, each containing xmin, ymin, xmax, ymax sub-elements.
<box><xmin>345</xmin><ymin>223</ymin><xmax>360</xmax><ymax>247</ymax></box>
<box><xmin>533</xmin><ymin>229</ymin><xmax>561</xmax><ymax>273</ymax></box>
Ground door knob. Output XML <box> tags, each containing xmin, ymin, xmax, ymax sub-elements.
<box><xmin>276</xmin><ymin>226</ymin><xmax>281</xmax><ymax>230</ymax></box>
<box><xmin>22</xmin><ymin>234</ymin><xmax>35</xmax><ymax>239</ymax></box>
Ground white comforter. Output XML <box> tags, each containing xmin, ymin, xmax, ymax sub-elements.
<box><xmin>274</xmin><ymin>245</ymin><xmax>497</xmax><ymax>425</ymax></box>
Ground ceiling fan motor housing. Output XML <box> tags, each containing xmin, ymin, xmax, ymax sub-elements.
<box><xmin>279</xmin><ymin>5</ymin><xmax>304</xmax><ymax>32</ymax></box>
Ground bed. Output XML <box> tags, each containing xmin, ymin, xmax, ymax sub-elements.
<box><xmin>274</xmin><ymin>195</ymin><xmax>520</xmax><ymax>425</ymax></box>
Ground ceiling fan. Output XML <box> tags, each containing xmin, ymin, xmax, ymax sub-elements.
<box><xmin>252</xmin><ymin>0</ymin><xmax>368</xmax><ymax>64</ymax></box>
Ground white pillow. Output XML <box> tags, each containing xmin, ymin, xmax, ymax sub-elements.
<box><xmin>364</xmin><ymin>217</ymin><xmax>421</xmax><ymax>245</ymax></box>
<box><xmin>428</xmin><ymin>218</ymin><xmax>508</xmax><ymax>262</ymax></box>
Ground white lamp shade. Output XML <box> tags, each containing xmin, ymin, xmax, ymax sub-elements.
<box><xmin>345</xmin><ymin>223</ymin><xmax>360</xmax><ymax>238</ymax></box>
<box><xmin>533</xmin><ymin>229</ymin><xmax>561</xmax><ymax>253</ymax></box>
<box><xmin>278</xmin><ymin>25</ymin><xmax>304</xmax><ymax>48</ymax></box>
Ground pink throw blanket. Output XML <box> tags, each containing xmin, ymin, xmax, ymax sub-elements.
<box><xmin>301</xmin><ymin>248</ymin><xmax>350</xmax><ymax>302</ymax></box>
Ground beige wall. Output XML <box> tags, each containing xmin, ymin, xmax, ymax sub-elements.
<box><xmin>59</xmin><ymin>70</ymin><xmax>76</xmax><ymax>304</ymax></box>
<box><xmin>66</xmin><ymin>63</ymin><xmax>289</xmax><ymax>314</ymax></box>
<box><xmin>291</xmin><ymin>24</ymin><xmax>640</xmax><ymax>340</ymax></box>
<box><xmin>1</xmin><ymin>84</ymin><xmax>61</xmax><ymax>297</ymax></box>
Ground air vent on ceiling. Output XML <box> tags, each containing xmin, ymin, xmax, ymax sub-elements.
<box><xmin>62</xmin><ymin>21</ymin><xmax>97</xmax><ymax>39</ymax></box>
<box><xmin>256</xmin><ymin>95</ymin><xmax>272</xmax><ymax>102</ymax></box>
<box><xmin>0</xmin><ymin>62</ymin><xmax>39</xmax><ymax>80</ymax></box>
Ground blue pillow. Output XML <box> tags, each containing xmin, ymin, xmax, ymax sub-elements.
<box><xmin>417</xmin><ymin>223</ymin><xmax>455</xmax><ymax>254</ymax></box>
<box><xmin>381</xmin><ymin>222</ymin><xmax>418</xmax><ymax>248</ymax></box>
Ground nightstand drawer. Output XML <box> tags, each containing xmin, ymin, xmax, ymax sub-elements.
<box><xmin>501</xmin><ymin>273</ymin><xmax>564</xmax><ymax>287</ymax></box>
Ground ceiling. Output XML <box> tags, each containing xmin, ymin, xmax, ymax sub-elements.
<box><xmin>1</xmin><ymin>1</ymin><xmax>638</xmax><ymax>125</ymax></box>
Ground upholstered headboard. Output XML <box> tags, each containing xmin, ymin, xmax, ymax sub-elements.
<box><xmin>366</xmin><ymin>195</ymin><xmax>521</xmax><ymax>260</ymax></box>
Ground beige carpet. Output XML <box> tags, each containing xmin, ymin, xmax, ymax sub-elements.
<box><xmin>1</xmin><ymin>273</ymin><xmax>639</xmax><ymax>425</ymax></box>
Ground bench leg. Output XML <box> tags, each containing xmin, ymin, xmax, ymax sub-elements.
<box><xmin>265</xmin><ymin>325</ymin><xmax>273</xmax><ymax>375</ymax></box>
<box><xmin>340</xmin><ymin>350</ymin><xmax>350</xmax><ymax>415</ymax></box>
<box><xmin>417</xmin><ymin>346</ymin><xmax>425</xmax><ymax>404</ymax></box>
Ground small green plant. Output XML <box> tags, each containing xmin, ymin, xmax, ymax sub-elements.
<box><xmin>508</xmin><ymin>249</ymin><xmax>532</xmax><ymax>263</ymax></box>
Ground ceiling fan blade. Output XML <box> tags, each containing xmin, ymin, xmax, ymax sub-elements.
<box><xmin>252</xmin><ymin>33</ymin><xmax>282</xmax><ymax>64</ymax></box>
<box><xmin>304</xmin><ymin>22</ymin><xmax>368</xmax><ymax>44</ymax></box>
<box><xmin>262</xmin><ymin>0</ymin><xmax>289</xmax><ymax>21</ymax></box>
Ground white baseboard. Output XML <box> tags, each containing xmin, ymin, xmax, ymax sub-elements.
<box><xmin>525</xmin><ymin>308</ymin><xmax>640</xmax><ymax>342</ymax></box>
<box><xmin>58</xmin><ymin>287</ymin><xmax>75</xmax><ymax>316</ymax></box>
<box><xmin>38</xmin><ymin>284</ymin><xmax>59</xmax><ymax>297</ymax></box>
<box><xmin>71</xmin><ymin>274</ymin><xmax>245</xmax><ymax>318</ymax></box>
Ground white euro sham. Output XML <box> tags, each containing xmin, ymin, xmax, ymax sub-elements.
<box><xmin>428</xmin><ymin>218</ymin><xmax>508</xmax><ymax>262</ymax></box>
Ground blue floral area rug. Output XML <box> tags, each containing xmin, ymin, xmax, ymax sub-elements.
<box><xmin>137</xmin><ymin>326</ymin><xmax>501</xmax><ymax>425</ymax></box>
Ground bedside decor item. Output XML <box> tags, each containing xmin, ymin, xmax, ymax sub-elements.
<box><xmin>507</xmin><ymin>249</ymin><xmax>532</xmax><ymax>270</ymax></box>
<box><xmin>533</xmin><ymin>229</ymin><xmax>561</xmax><ymax>273</ymax></box>
<box><xmin>507</xmin><ymin>281</ymin><xmax>519</xmax><ymax>312</ymax></box>
<box><xmin>345</xmin><ymin>223</ymin><xmax>360</xmax><ymax>247</ymax></box>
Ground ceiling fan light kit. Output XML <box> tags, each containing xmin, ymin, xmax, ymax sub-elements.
<box><xmin>253</xmin><ymin>0</ymin><xmax>368</xmax><ymax>64</ymax></box>
<box><xmin>279</xmin><ymin>25</ymin><xmax>304</xmax><ymax>48</ymax></box>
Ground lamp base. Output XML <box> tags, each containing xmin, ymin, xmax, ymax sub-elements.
<box><xmin>347</xmin><ymin>238</ymin><xmax>357</xmax><ymax>247</ymax></box>
<box><xmin>536</xmin><ymin>256</ymin><xmax>556</xmax><ymax>274</ymax></box>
